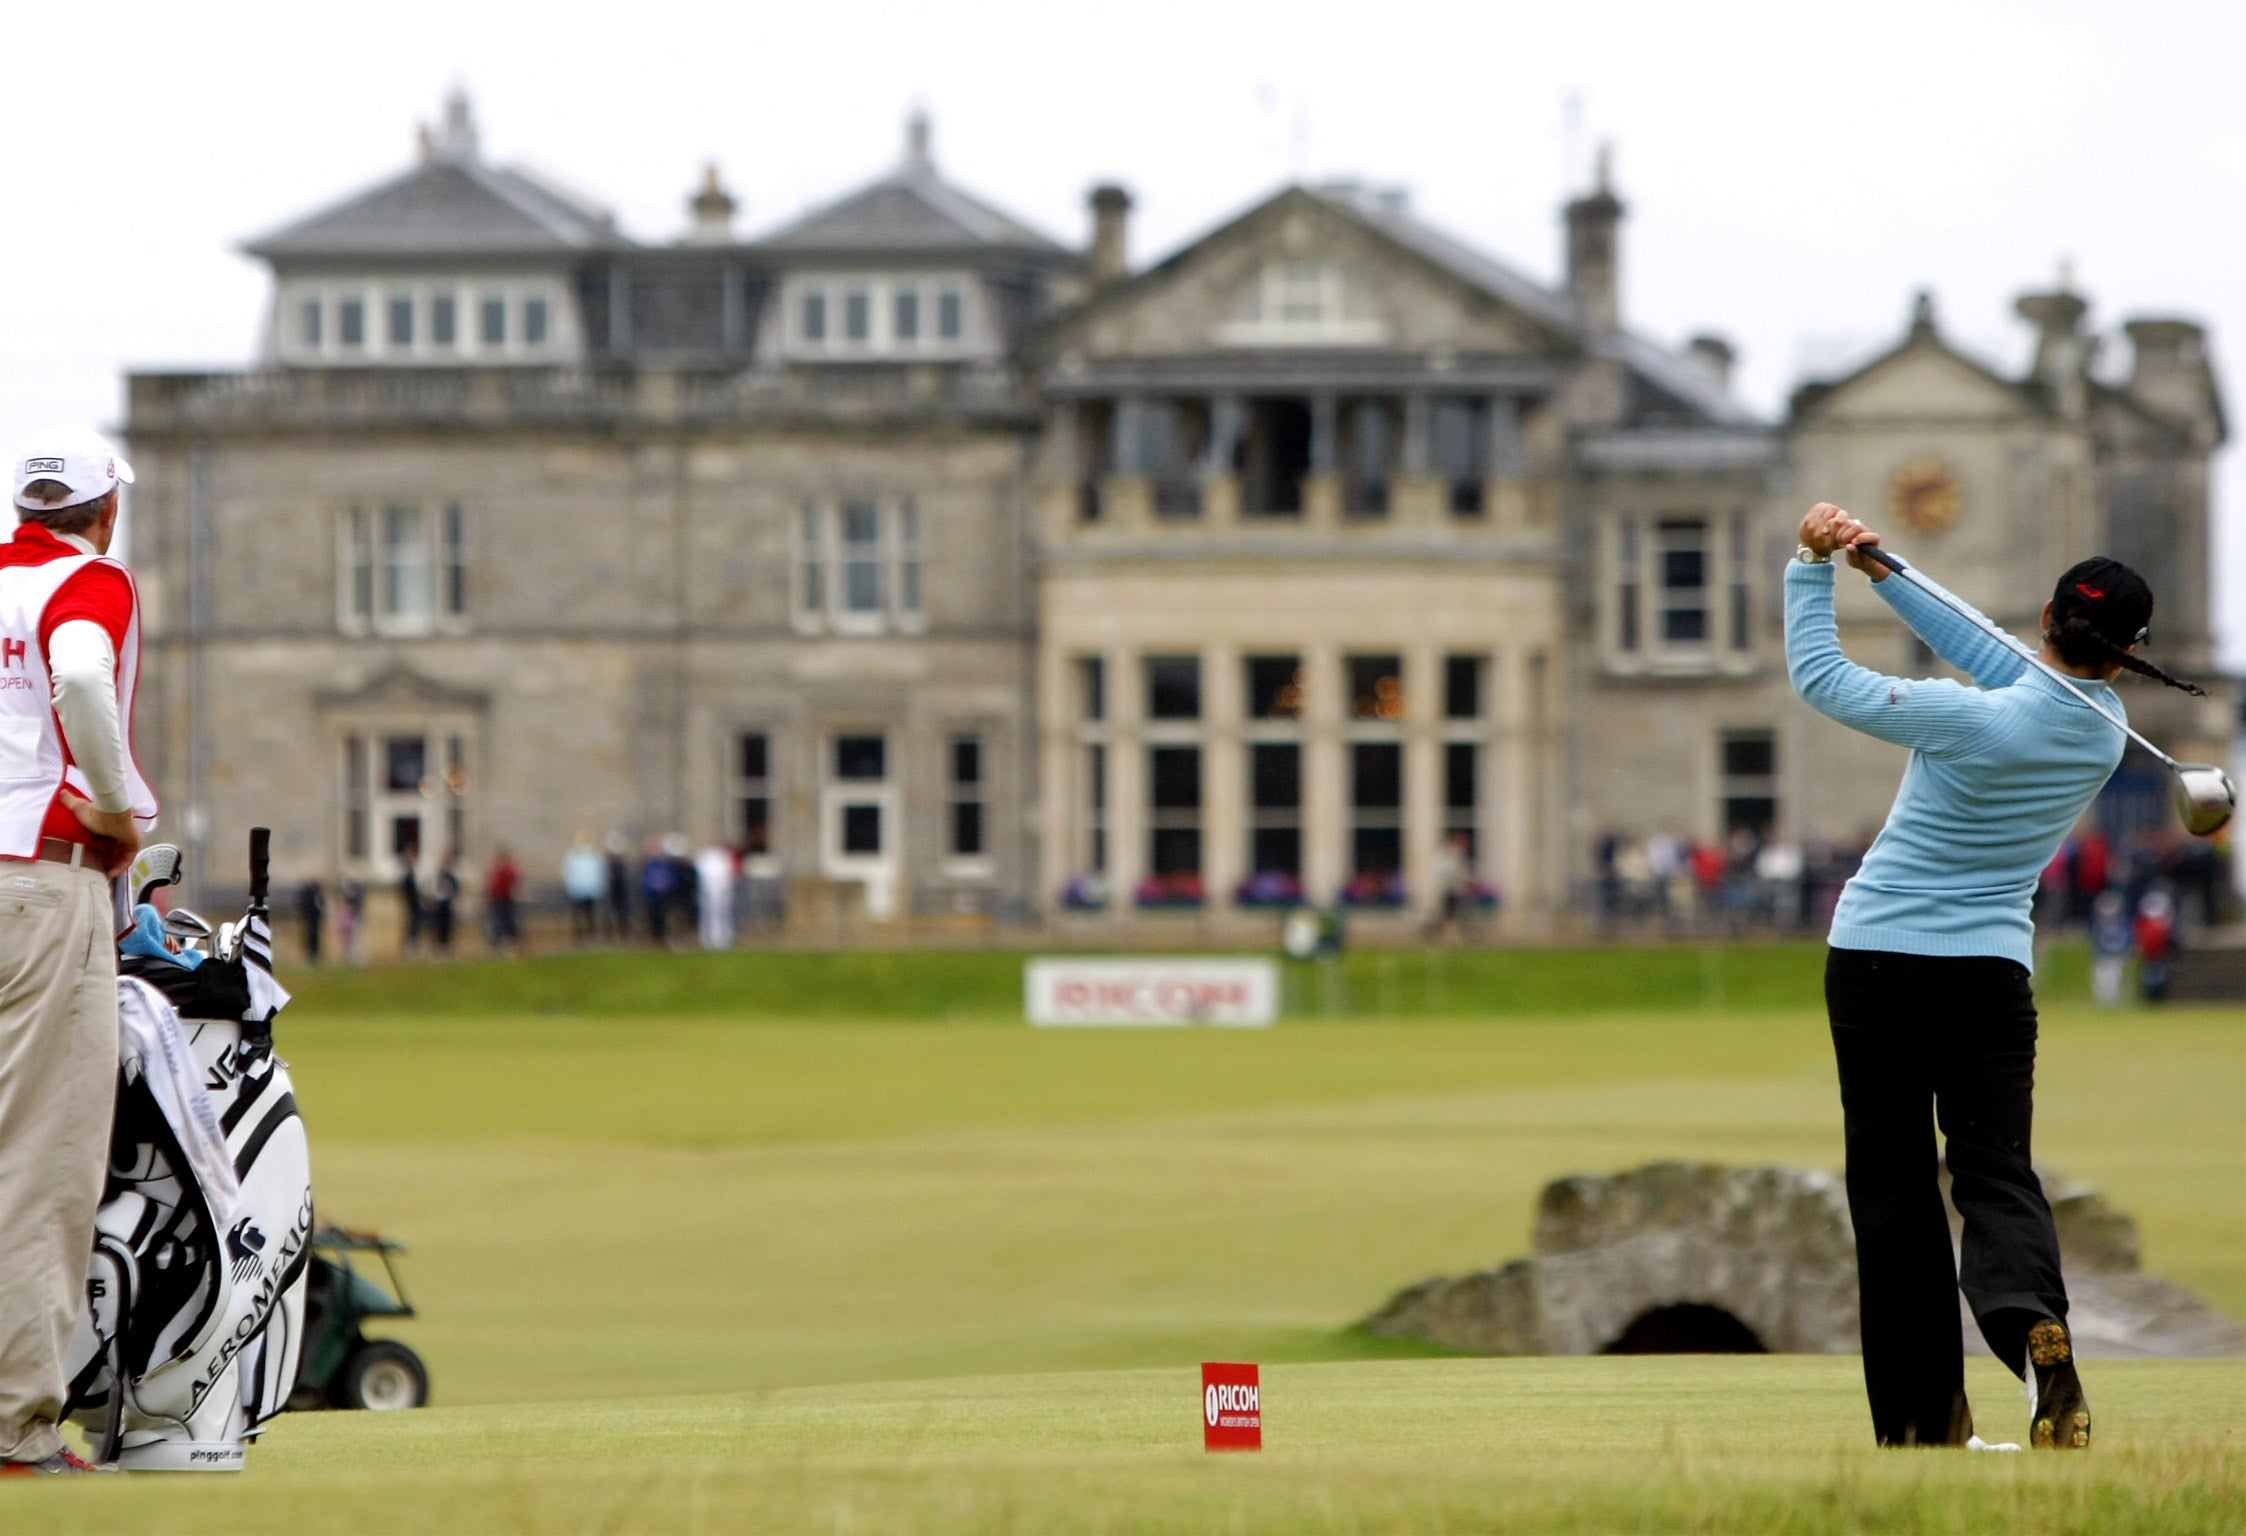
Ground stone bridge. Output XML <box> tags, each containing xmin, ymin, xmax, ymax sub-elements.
<box><xmin>1362</xmin><ymin>1161</ymin><xmax>2243</xmax><ymax>1360</ymax></box>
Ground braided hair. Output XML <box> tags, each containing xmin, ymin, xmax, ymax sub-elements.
<box><xmin>2044</xmin><ymin>556</ymin><xmax>2207</xmax><ymax>697</ymax></box>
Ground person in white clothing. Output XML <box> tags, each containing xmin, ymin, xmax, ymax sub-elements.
<box><xmin>695</xmin><ymin>841</ymin><xmax>738</xmax><ymax>950</ymax></box>
<box><xmin>0</xmin><ymin>429</ymin><xmax>160</xmax><ymax>1476</ymax></box>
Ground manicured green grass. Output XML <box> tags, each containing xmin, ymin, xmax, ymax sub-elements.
<box><xmin>24</xmin><ymin>1359</ymin><xmax>2246</xmax><ymax>1533</ymax></box>
<box><xmin>23</xmin><ymin>947</ymin><xmax>2231</xmax><ymax>1531</ymax></box>
<box><xmin>284</xmin><ymin>937</ymin><xmax>2100</xmax><ymax>1021</ymax></box>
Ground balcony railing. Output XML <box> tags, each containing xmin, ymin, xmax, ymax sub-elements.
<box><xmin>128</xmin><ymin>364</ymin><xmax>1037</xmax><ymax>433</ymax></box>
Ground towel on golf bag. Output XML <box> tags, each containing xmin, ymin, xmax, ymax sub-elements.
<box><xmin>117</xmin><ymin>976</ymin><xmax>239</xmax><ymax>1229</ymax></box>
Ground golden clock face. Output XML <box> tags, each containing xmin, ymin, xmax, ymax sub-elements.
<box><xmin>1889</xmin><ymin>462</ymin><xmax>1962</xmax><ymax>535</ymax></box>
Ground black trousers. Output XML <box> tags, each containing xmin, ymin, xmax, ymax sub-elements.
<box><xmin>1825</xmin><ymin>948</ymin><xmax>2069</xmax><ymax>1446</ymax></box>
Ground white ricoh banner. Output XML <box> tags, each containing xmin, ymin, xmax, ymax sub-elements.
<box><xmin>1025</xmin><ymin>958</ymin><xmax>1279</xmax><ymax>1027</ymax></box>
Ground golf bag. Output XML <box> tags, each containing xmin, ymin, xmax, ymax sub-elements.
<box><xmin>62</xmin><ymin>837</ymin><xmax>313</xmax><ymax>1472</ymax></box>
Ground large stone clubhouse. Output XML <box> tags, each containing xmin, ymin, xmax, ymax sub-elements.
<box><xmin>122</xmin><ymin>94</ymin><xmax>2228</xmax><ymax>937</ymax></box>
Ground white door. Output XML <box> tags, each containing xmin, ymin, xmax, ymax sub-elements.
<box><xmin>822</xmin><ymin>733</ymin><xmax>898</xmax><ymax>919</ymax></box>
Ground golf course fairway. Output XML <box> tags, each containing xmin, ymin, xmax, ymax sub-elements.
<box><xmin>15</xmin><ymin>946</ymin><xmax>2244</xmax><ymax>1531</ymax></box>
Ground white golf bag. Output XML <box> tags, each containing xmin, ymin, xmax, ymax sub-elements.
<box><xmin>63</xmin><ymin>834</ymin><xmax>313</xmax><ymax>1472</ymax></box>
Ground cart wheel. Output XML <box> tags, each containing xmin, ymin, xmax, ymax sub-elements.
<box><xmin>334</xmin><ymin>1341</ymin><xmax>428</xmax><ymax>1411</ymax></box>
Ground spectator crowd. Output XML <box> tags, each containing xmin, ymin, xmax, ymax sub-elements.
<box><xmin>1589</xmin><ymin>823</ymin><xmax>2231</xmax><ymax>1000</ymax></box>
<box><xmin>292</xmin><ymin>832</ymin><xmax>771</xmax><ymax>964</ymax></box>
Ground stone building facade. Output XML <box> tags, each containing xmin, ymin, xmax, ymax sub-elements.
<box><xmin>121</xmin><ymin>97</ymin><xmax>2228</xmax><ymax>934</ymax></box>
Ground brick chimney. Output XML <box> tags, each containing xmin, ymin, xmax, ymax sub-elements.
<box><xmin>1563</xmin><ymin>144</ymin><xmax>1624</xmax><ymax>334</ymax></box>
<box><xmin>1089</xmin><ymin>184</ymin><xmax>1133</xmax><ymax>287</ymax></box>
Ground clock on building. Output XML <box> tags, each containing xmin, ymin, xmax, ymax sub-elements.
<box><xmin>1889</xmin><ymin>461</ymin><xmax>1962</xmax><ymax>535</ymax></box>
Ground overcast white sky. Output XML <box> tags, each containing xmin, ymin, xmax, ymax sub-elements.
<box><xmin>4</xmin><ymin>0</ymin><xmax>2241</xmax><ymax>657</ymax></box>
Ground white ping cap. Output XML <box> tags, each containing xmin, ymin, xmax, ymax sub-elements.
<box><xmin>13</xmin><ymin>427</ymin><xmax>134</xmax><ymax>512</ymax></box>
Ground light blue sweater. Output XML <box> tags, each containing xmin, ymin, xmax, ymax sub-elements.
<box><xmin>1784</xmin><ymin>560</ymin><xmax>2125</xmax><ymax>971</ymax></box>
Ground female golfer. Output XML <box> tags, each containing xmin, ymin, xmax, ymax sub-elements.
<box><xmin>1786</xmin><ymin>501</ymin><xmax>2205</xmax><ymax>1450</ymax></box>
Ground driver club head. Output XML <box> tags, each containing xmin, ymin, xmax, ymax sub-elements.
<box><xmin>2172</xmin><ymin>764</ymin><xmax>2237</xmax><ymax>837</ymax></box>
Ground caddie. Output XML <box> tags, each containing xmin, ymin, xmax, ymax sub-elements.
<box><xmin>0</xmin><ymin>428</ymin><xmax>158</xmax><ymax>1476</ymax></box>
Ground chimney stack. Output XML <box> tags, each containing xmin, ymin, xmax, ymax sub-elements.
<box><xmin>904</xmin><ymin>108</ymin><xmax>933</xmax><ymax>174</ymax></box>
<box><xmin>1089</xmin><ymin>184</ymin><xmax>1133</xmax><ymax>287</ymax></box>
<box><xmin>1685</xmin><ymin>334</ymin><xmax>1736</xmax><ymax>394</ymax></box>
<box><xmin>687</xmin><ymin>163</ymin><xmax>737</xmax><ymax>244</ymax></box>
<box><xmin>1563</xmin><ymin>143</ymin><xmax>1624</xmax><ymax>334</ymax></box>
<box><xmin>2015</xmin><ymin>263</ymin><xmax>2090</xmax><ymax>416</ymax></box>
<box><xmin>2125</xmin><ymin>317</ymin><xmax>2220</xmax><ymax>443</ymax></box>
<box><xmin>424</xmin><ymin>88</ymin><xmax>480</xmax><ymax>164</ymax></box>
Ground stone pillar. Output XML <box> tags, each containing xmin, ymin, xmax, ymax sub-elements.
<box><xmin>1496</xmin><ymin>645</ymin><xmax>1533</xmax><ymax>913</ymax></box>
<box><xmin>1046</xmin><ymin>405</ymin><xmax>1082</xmax><ymax>534</ymax></box>
<box><xmin>1529</xmin><ymin>650</ymin><xmax>1560</xmax><ymax>911</ymax></box>
<box><xmin>1106</xmin><ymin>646</ymin><xmax>1144</xmax><ymax>917</ymax></box>
<box><xmin>1487</xmin><ymin>395</ymin><xmax>1530</xmax><ymax>526</ymax></box>
<box><xmin>1304</xmin><ymin>392</ymin><xmax>1341</xmax><ymax>526</ymax></box>
<box><xmin>1301</xmin><ymin>644</ymin><xmax>1345</xmax><ymax>904</ymax></box>
<box><xmin>1394</xmin><ymin>392</ymin><xmax>1445</xmax><ymax>522</ymax></box>
<box><xmin>1112</xmin><ymin>396</ymin><xmax>1143</xmax><ymax>476</ymax></box>
<box><xmin>1038</xmin><ymin>641</ymin><xmax>1075</xmax><ymax>911</ymax></box>
<box><xmin>607</xmin><ymin>265</ymin><xmax>633</xmax><ymax>352</ymax></box>
<box><xmin>1105</xmin><ymin>397</ymin><xmax>1151</xmax><ymax>530</ymax></box>
<box><xmin>1204</xmin><ymin>394</ymin><xmax>1244</xmax><ymax>524</ymax></box>
<box><xmin>1202</xmin><ymin>644</ymin><xmax>1243</xmax><ymax>910</ymax></box>
<box><xmin>1401</xmin><ymin>392</ymin><xmax>1431</xmax><ymax>476</ymax></box>
<box><xmin>1403</xmin><ymin>645</ymin><xmax>1442</xmax><ymax>919</ymax></box>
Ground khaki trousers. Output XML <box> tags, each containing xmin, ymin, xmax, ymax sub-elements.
<box><xmin>0</xmin><ymin>860</ymin><xmax>115</xmax><ymax>1463</ymax></box>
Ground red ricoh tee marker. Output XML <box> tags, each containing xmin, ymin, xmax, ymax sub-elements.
<box><xmin>1202</xmin><ymin>1362</ymin><xmax>1262</xmax><ymax>1451</ymax></box>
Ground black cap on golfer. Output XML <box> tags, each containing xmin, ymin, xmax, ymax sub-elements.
<box><xmin>2052</xmin><ymin>557</ymin><xmax>2153</xmax><ymax>649</ymax></box>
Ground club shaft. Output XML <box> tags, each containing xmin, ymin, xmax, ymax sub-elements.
<box><xmin>1852</xmin><ymin>546</ymin><xmax>2179</xmax><ymax>769</ymax></box>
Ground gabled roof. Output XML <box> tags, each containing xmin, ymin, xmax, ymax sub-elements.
<box><xmin>1312</xmin><ymin>186</ymin><xmax>1760</xmax><ymax>428</ymax></box>
<box><xmin>1787</xmin><ymin>293</ymin><xmax>2040</xmax><ymax>423</ymax></box>
<box><xmin>758</xmin><ymin>117</ymin><xmax>1068</xmax><ymax>258</ymax></box>
<box><xmin>246</xmin><ymin>154</ymin><xmax>622</xmax><ymax>261</ymax></box>
<box><xmin>1306</xmin><ymin>183</ymin><xmax>1578</xmax><ymax>336</ymax></box>
<box><xmin>1055</xmin><ymin>180</ymin><xmax>1762</xmax><ymax>430</ymax></box>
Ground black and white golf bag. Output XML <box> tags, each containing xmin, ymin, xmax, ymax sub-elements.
<box><xmin>63</xmin><ymin>841</ymin><xmax>313</xmax><ymax>1472</ymax></box>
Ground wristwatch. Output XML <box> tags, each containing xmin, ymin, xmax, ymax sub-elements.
<box><xmin>1795</xmin><ymin>545</ymin><xmax>1831</xmax><ymax>564</ymax></box>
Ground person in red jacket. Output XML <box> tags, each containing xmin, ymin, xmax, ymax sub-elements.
<box><xmin>0</xmin><ymin>430</ymin><xmax>159</xmax><ymax>1475</ymax></box>
<box><xmin>484</xmin><ymin>848</ymin><xmax>522</xmax><ymax>955</ymax></box>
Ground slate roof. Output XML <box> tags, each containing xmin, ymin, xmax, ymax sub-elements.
<box><xmin>758</xmin><ymin>151</ymin><xmax>1067</xmax><ymax>257</ymax></box>
<box><xmin>1310</xmin><ymin>182</ymin><xmax>1762</xmax><ymax>428</ymax></box>
<box><xmin>246</xmin><ymin>157</ymin><xmax>623</xmax><ymax>261</ymax></box>
<box><xmin>1309</xmin><ymin>183</ymin><xmax>1577</xmax><ymax>336</ymax></box>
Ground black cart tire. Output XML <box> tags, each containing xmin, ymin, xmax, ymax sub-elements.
<box><xmin>334</xmin><ymin>1341</ymin><xmax>428</xmax><ymax>1411</ymax></box>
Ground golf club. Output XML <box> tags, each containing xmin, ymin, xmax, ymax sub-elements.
<box><xmin>1853</xmin><ymin>543</ymin><xmax>2235</xmax><ymax>837</ymax></box>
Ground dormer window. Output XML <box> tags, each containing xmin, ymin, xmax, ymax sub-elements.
<box><xmin>783</xmin><ymin>273</ymin><xmax>981</xmax><ymax>359</ymax></box>
<box><xmin>279</xmin><ymin>277</ymin><xmax>566</xmax><ymax>364</ymax></box>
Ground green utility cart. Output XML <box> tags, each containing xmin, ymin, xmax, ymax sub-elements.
<box><xmin>290</xmin><ymin>1225</ymin><xmax>431</xmax><ymax>1411</ymax></box>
